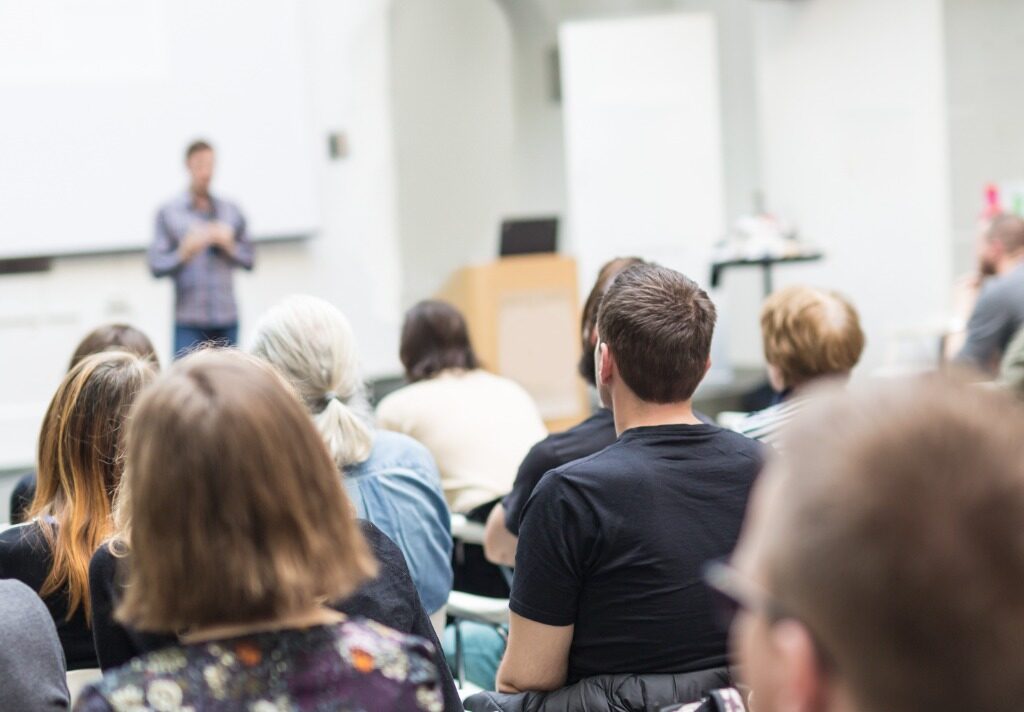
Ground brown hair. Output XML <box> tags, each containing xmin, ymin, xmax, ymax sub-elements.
<box><xmin>185</xmin><ymin>139</ymin><xmax>213</xmax><ymax>161</ymax></box>
<box><xmin>399</xmin><ymin>300</ymin><xmax>480</xmax><ymax>383</ymax></box>
<box><xmin>69</xmin><ymin>323</ymin><xmax>158</xmax><ymax>371</ymax></box>
<box><xmin>29</xmin><ymin>351</ymin><xmax>156</xmax><ymax>623</ymax></box>
<box><xmin>597</xmin><ymin>263</ymin><xmax>716</xmax><ymax>403</ymax></box>
<box><xmin>760</xmin><ymin>286</ymin><xmax>864</xmax><ymax>389</ymax></box>
<box><xmin>577</xmin><ymin>257</ymin><xmax>645</xmax><ymax>385</ymax></box>
<box><xmin>766</xmin><ymin>377</ymin><xmax>1024</xmax><ymax>712</ymax></box>
<box><xmin>988</xmin><ymin>213</ymin><xmax>1024</xmax><ymax>253</ymax></box>
<box><xmin>116</xmin><ymin>350</ymin><xmax>376</xmax><ymax>632</ymax></box>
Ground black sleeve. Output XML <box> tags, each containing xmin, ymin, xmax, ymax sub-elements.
<box><xmin>89</xmin><ymin>545</ymin><xmax>142</xmax><ymax>671</ymax></box>
<box><xmin>336</xmin><ymin>521</ymin><xmax>462</xmax><ymax>712</ymax></box>
<box><xmin>9</xmin><ymin>471</ymin><xmax>36</xmax><ymax>525</ymax></box>
<box><xmin>501</xmin><ymin>438</ymin><xmax>559</xmax><ymax>536</ymax></box>
<box><xmin>509</xmin><ymin>473</ymin><xmax>597</xmax><ymax>627</ymax></box>
<box><xmin>89</xmin><ymin>546</ymin><xmax>177</xmax><ymax>672</ymax></box>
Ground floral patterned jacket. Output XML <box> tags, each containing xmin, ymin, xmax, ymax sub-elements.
<box><xmin>74</xmin><ymin>618</ymin><xmax>444</xmax><ymax>711</ymax></box>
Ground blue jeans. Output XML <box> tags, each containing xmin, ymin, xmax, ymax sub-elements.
<box><xmin>174</xmin><ymin>323</ymin><xmax>238</xmax><ymax>359</ymax></box>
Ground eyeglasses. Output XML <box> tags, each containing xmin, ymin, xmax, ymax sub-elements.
<box><xmin>703</xmin><ymin>560</ymin><xmax>836</xmax><ymax>672</ymax></box>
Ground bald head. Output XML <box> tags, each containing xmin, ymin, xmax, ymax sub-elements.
<box><xmin>738</xmin><ymin>377</ymin><xmax>1024</xmax><ymax>712</ymax></box>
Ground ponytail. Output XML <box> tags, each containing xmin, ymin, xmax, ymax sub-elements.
<box><xmin>314</xmin><ymin>396</ymin><xmax>373</xmax><ymax>468</ymax></box>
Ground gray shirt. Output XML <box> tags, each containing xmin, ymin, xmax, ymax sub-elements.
<box><xmin>148</xmin><ymin>191</ymin><xmax>254</xmax><ymax>328</ymax></box>
<box><xmin>956</xmin><ymin>264</ymin><xmax>1024</xmax><ymax>373</ymax></box>
<box><xmin>0</xmin><ymin>579</ymin><xmax>70</xmax><ymax>711</ymax></box>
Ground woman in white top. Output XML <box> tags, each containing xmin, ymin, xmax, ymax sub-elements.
<box><xmin>377</xmin><ymin>300</ymin><xmax>547</xmax><ymax>514</ymax></box>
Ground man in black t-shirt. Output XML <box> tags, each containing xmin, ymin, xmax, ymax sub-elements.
<box><xmin>496</xmin><ymin>264</ymin><xmax>763</xmax><ymax>693</ymax></box>
<box><xmin>483</xmin><ymin>257</ymin><xmax>645</xmax><ymax>566</ymax></box>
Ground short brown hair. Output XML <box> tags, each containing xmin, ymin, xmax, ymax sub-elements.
<box><xmin>399</xmin><ymin>300</ymin><xmax>480</xmax><ymax>383</ymax></box>
<box><xmin>988</xmin><ymin>213</ymin><xmax>1024</xmax><ymax>253</ymax></box>
<box><xmin>31</xmin><ymin>351</ymin><xmax>156</xmax><ymax>623</ymax></box>
<box><xmin>117</xmin><ymin>350</ymin><xmax>376</xmax><ymax>632</ymax></box>
<box><xmin>185</xmin><ymin>139</ymin><xmax>213</xmax><ymax>161</ymax></box>
<box><xmin>760</xmin><ymin>286</ymin><xmax>864</xmax><ymax>389</ymax></box>
<box><xmin>577</xmin><ymin>257</ymin><xmax>645</xmax><ymax>385</ymax></box>
<box><xmin>69</xmin><ymin>323</ymin><xmax>158</xmax><ymax>371</ymax></box>
<box><xmin>597</xmin><ymin>263</ymin><xmax>716</xmax><ymax>403</ymax></box>
<box><xmin>766</xmin><ymin>377</ymin><xmax>1024</xmax><ymax>712</ymax></box>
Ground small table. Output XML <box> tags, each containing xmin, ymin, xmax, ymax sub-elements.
<box><xmin>710</xmin><ymin>253</ymin><xmax>824</xmax><ymax>297</ymax></box>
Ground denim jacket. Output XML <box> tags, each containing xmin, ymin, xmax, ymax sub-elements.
<box><xmin>345</xmin><ymin>430</ymin><xmax>453</xmax><ymax>613</ymax></box>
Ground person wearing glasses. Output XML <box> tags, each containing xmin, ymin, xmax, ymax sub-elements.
<box><xmin>496</xmin><ymin>264</ymin><xmax>764</xmax><ymax>696</ymax></box>
<box><xmin>707</xmin><ymin>376</ymin><xmax>1024</xmax><ymax>712</ymax></box>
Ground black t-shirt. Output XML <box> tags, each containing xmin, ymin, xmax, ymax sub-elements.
<box><xmin>503</xmin><ymin>408</ymin><xmax>618</xmax><ymax>536</ymax></box>
<box><xmin>510</xmin><ymin>423</ymin><xmax>763</xmax><ymax>683</ymax></box>
<box><xmin>0</xmin><ymin>520</ymin><xmax>98</xmax><ymax>669</ymax></box>
<box><xmin>89</xmin><ymin>520</ymin><xmax>462</xmax><ymax>712</ymax></box>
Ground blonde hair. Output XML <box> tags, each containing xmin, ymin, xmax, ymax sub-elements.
<box><xmin>760</xmin><ymin>285</ymin><xmax>865</xmax><ymax>389</ymax></box>
<box><xmin>116</xmin><ymin>350</ymin><xmax>376</xmax><ymax>631</ymax></box>
<box><xmin>30</xmin><ymin>351</ymin><xmax>156</xmax><ymax>623</ymax></box>
<box><xmin>251</xmin><ymin>296</ymin><xmax>374</xmax><ymax>467</ymax></box>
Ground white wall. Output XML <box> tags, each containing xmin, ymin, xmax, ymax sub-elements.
<box><xmin>752</xmin><ymin>0</ymin><xmax>952</xmax><ymax>375</ymax></box>
<box><xmin>390</xmin><ymin>0</ymin><xmax>516</xmax><ymax>306</ymax></box>
<box><xmin>943</xmin><ymin>0</ymin><xmax>1024</xmax><ymax>273</ymax></box>
<box><xmin>0</xmin><ymin>0</ymin><xmax>405</xmax><ymax>469</ymax></box>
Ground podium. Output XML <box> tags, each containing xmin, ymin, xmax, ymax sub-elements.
<box><xmin>438</xmin><ymin>255</ymin><xmax>588</xmax><ymax>432</ymax></box>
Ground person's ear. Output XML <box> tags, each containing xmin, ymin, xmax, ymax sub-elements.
<box><xmin>770</xmin><ymin>620</ymin><xmax>830</xmax><ymax>712</ymax></box>
<box><xmin>767</xmin><ymin>363</ymin><xmax>786</xmax><ymax>394</ymax></box>
<box><xmin>598</xmin><ymin>342</ymin><xmax>613</xmax><ymax>386</ymax></box>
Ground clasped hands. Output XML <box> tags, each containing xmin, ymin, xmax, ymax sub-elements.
<box><xmin>179</xmin><ymin>222</ymin><xmax>236</xmax><ymax>261</ymax></box>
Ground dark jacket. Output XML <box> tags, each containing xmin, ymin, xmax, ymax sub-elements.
<box><xmin>463</xmin><ymin>667</ymin><xmax>732</xmax><ymax>712</ymax></box>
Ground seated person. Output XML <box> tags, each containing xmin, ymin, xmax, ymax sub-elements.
<box><xmin>718</xmin><ymin>376</ymin><xmax>1024</xmax><ymax>712</ymax></box>
<box><xmin>0</xmin><ymin>351</ymin><xmax>155</xmax><ymax>669</ymax></box>
<box><xmin>251</xmin><ymin>295</ymin><xmax>453</xmax><ymax>621</ymax></box>
<box><xmin>377</xmin><ymin>299</ymin><xmax>547</xmax><ymax>514</ymax></box>
<box><xmin>998</xmin><ymin>326</ymin><xmax>1024</xmax><ymax>396</ymax></box>
<box><xmin>0</xmin><ymin>579</ymin><xmax>69</xmax><ymax>711</ymax></box>
<box><xmin>733</xmin><ymin>285</ymin><xmax>864</xmax><ymax>448</ymax></box>
<box><xmin>76</xmin><ymin>351</ymin><xmax>444</xmax><ymax>711</ymax></box>
<box><xmin>955</xmin><ymin>213</ymin><xmax>1024</xmax><ymax>373</ymax></box>
<box><xmin>484</xmin><ymin>256</ymin><xmax>644</xmax><ymax>567</ymax></box>
<box><xmin>8</xmin><ymin>323</ymin><xmax>159</xmax><ymax>524</ymax></box>
<box><xmin>497</xmin><ymin>264</ymin><xmax>763</xmax><ymax>693</ymax></box>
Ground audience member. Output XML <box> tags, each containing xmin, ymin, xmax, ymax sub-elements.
<box><xmin>483</xmin><ymin>256</ymin><xmax>643</xmax><ymax>566</ymax></box>
<box><xmin>250</xmin><ymin>295</ymin><xmax>453</xmax><ymax>622</ymax></box>
<box><xmin>76</xmin><ymin>351</ymin><xmax>443</xmax><ymax>711</ymax></box>
<box><xmin>497</xmin><ymin>264</ymin><xmax>763</xmax><ymax>694</ymax></box>
<box><xmin>714</xmin><ymin>377</ymin><xmax>1024</xmax><ymax>712</ymax></box>
<box><xmin>734</xmin><ymin>285</ymin><xmax>864</xmax><ymax>448</ymax></box>
<box><xmin>377</xmin><ymin>299</ymin><xmax>547</xmax><ymax>514</ymax></box>
<box><xmin>955</xmin><ymin>213</ymin><xmax>1024</xmax><ymax>372</ymax></box>
<box><xmin>9</xmin><ymin>323</ymin><xmax>159</xmax><ymax>524</ymax></box>
<box><xmin>0</xmin><ymin>351</ymin><xmax>155</xmax><ymax>669</ymax></box>
<box><xmin>997</xmin><ymin>326</ymin><xmax>1024</xmax><ymax>395</ymax></box>
<box><xmin>0</xmin><ymin>579</ymin><xmax>70</xmax><ymax>711</ymax></box>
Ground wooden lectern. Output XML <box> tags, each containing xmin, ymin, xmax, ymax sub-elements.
<box><xmin>438</xmin><ymin>254</ymin><xmax>589</xmax><ymax>432</ymax></box>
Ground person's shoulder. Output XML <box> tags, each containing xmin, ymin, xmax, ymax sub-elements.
<box><xmin>88</xmin><ymin>541</ymin><xmax>120</xmax><ymax>581</ymax></box>
<box><xmin>366</xmin><ymin>429</ymin><xmax>433</xmax><ymax>465</ymax></box>
<box><xmin>79</xmin><ymin>647</ymin><xmax>192</xmax><ymax>706</ymax></box>
<box><xmin>0</xmin><ymin>577</ymin><xmax>43</xmax><ymax>612</ymax></box>
<box><xmin>338</xmin><ymin>617</ymin><xmax>438</xmax><ymax>675</ymax></box>
<box><xmin>706</xmin><ymin>425</ymin><xmax>766</xmax><ymax>462</ymax></box>
<box><xmin>0</xmin><ymin>520</ymin><xmax>48</xmax><ymax>552</ymax></box>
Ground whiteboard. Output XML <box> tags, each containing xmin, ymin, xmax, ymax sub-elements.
<box><xmin>0</xmin><ymin>0</ymin><xmax>320</xmax><ymax>259</ymax></box>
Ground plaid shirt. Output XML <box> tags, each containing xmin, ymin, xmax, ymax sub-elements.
<box><xmin>148</xmin><ymin>192</ymin><xmax>254</xmax><ymax>327</ymax></box>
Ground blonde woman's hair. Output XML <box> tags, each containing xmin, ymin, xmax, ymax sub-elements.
<box><xmin>30</xmin><ymin>350</ymin><xmax>156</xmax><ymax>623</ymax></box>
<box><xmin>116</xmin><ymin>350</ymin><xmax>376</xmax><ymax>631</ymax></box>
<box><xmin>251</xmin><ymin>295</ymin><xmax>374</xmax><ymax>468</ymax></box>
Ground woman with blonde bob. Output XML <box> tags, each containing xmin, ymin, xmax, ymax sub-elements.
<box><xmin>76</xmin><ymin>350</ymin><xmax>444</xmax><ymax>711</ymax></box>
<box><xmin>251</xmin><ymin>295</ymin><xmax>453</xmax><ymax>620</ymax></box>
<box><xmin>0</xmin><ymin>350</ymin><xmax>156</xmax><ymax>669</ymax></box>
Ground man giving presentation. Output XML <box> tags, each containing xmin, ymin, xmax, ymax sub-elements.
<box><xmin>148</xmin><ymin>140</ymin><xmax>254</xmax><ymax>356</ymax></box>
